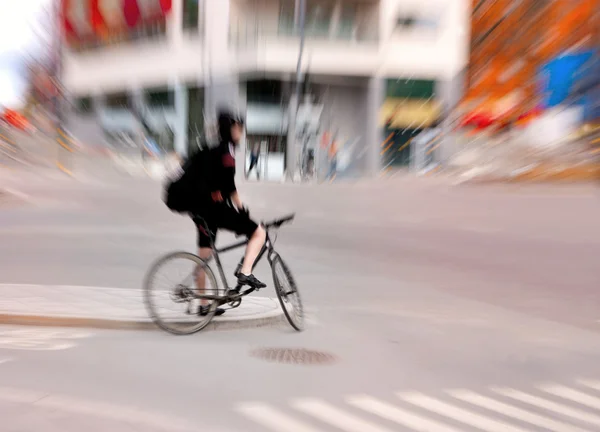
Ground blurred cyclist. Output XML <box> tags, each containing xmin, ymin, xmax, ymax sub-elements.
<box><xmin>191</xmin><ymin>111</ymin><xmax>267</xmax><ymax>316</ymax></box>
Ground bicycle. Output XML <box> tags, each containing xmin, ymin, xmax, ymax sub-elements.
<box><xmin>143</xmin><ymin>213</ymin><xmax>303</xmax><ymax>335</ymax></box>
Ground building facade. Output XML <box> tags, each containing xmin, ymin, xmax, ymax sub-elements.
<box><xmin>63</xmin><ymin>0</ymin><xmax>470</xmax><ymax>179</ymax></box>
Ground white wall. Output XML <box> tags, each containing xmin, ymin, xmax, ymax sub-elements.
<box><xmin>256</xmin><ymin>38</ymin><xmax>380</xmax><ymax>76</ymax></box>
<box><xmin>231</xmin><ymin>0</ymin><xmax>470</xmax><ymax>80</ymax></box>
<box><xmin>379</xmin><ymin>0</ymin><xmax>470</xmax><ymax>79</ymax></box>
<box><xmin>64</xmin><ymin>0</ymin><xmax>470</xmax><ymax>94</ymax></box>
<box><xmin>63</xmin><ymin>0</ymin><xmax>206</xmax><ymax>95</ymax></box>
<box><xmin>64</xmin><ymin>39</ymin><xmax>206</xmax><ymax>95</ymax></box>
<box><xmin>97</xmin><ymin>107</ymin><xmax>178</xmax><ymax>133</ymax></box>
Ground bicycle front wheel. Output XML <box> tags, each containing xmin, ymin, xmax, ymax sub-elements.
<box><xmin>143</xmin><ymin>252</ymin><xmax>222</xmax><ymax>335</ymax></box>
<box><xmin>271</xmin><ymin>255</ymin><xmax>304</xmax><ymax>331</ymax></box>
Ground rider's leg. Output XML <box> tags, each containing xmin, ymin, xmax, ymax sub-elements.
<box><xmin>195</xmin><ymin>246</ymin><xmax>225</xmax><ymax>316</ymax></box>
<box><xmin>193</xmin><ymin>216</ymin><xmax>225</xmax><ymax>316</ymax></box>
<box><xmin>240</xmin><ymin>225</ymin><xmax>266</xmax><ymax>276</ymax></box>
<box><xmin>196</xmin><ymin>247</ymin><xmax>213</xmax><ymax>306</ymax></box>
<box><xmin>218</xmin><ymin>206</ymin><xmax>266</xmax><ymax>288</ymax></box>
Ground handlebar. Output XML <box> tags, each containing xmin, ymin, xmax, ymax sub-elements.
<box><xmin>263</xmin><ymin>213</ymin><xmax>295</xmax><ymax>229</ymax></box>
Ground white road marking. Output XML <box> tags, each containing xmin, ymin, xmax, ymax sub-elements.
<box><xmin>0</xmin><ymin>358</ymin><xmax>13</xmax><ymax>365</ymax></box>
<box><xmin>399</xmin><ymin>392</ymin><xmax>530</xmax><ymax>432</ymax></box>
<box><xmin>0</xmin><ymin>386</ymin><xmax>195</xmax><ymax>431</ymax></box>
<box><xmin>0</xmin><ymin>328</ymin><xmax>91</xmax><ymax>351</ymax></box>
<box><xmin>238</xmin><ymin>379</ymin><xmax>600</xmax><ymax>432</ymax></box>
<box><xmin>448</xmin><ymin>389</ymin><xmax>589</xmax><ymax>432</ymax></box>
<box><xmin>347</xmin><ymin>394</ymin><xmax>461</xmax><ymax>432</ymax></box>
<box><xmin>539</xmin><ymin>384</ymin><xmax>600</xmax><ymax>410</ymax></box>
<box><xmin>2</xmin><ymin>187</ymin><xmax>31</xmax><ymax>203</ymax></box>
<box><xmin>578</xmin><ymin>380</ymin><xmax>600</xmax><ymax>392</ymax></box>
<box><xmin>493</xmin><ymin>388</ymin><xmax>600</xmax><ymax>427</ymax></box>
<box><xmin>236</xmin><ymin>402</ymin><xmax>323</xmax><ymax>432</ymax></box>
<box><xmin>293</xmin><ymin>398</ymin><xmax>394</xmax><ymax>432</ymax></box>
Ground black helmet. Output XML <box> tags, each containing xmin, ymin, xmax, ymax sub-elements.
<box><xmin>217</xmin><ymin>110</ymin><xmax>244</xmax><ymax>142</ymax></box>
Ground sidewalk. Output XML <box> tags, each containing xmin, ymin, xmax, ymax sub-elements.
<box><xmin>0</xmin><ymin>284</ymin><xmax>283</xmax><ymax>331</ymax></box>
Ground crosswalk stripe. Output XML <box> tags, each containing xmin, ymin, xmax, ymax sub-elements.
<box><xmin>578</xmin><ymin>380</ymin><xmax>600</xmax><ymax>392</ymax></box>
<box><xmin>448</xmin><ymin>389</ymin><xmax>589</xmax><ymax>432</ymax></box>
<box><xmin>347</xmin><ymin>395</ymin><xmax>461</xmax><ymax>432</ymax></box>
<box><xmin>292</xmin><ymin>398</ymin><xmax>393</xmax><ymax>432</ymax></box>
<box><xmin>493</xmin><ymin>388</ymin><xmax>600</xmax><ymax>427</ymax></box>
<box><xmin>398</xmin><ymin>392</ymin><xmax>531</xmax><ymax>432</ymax></box>
<box><xmin>540</xmin><ymin>385</ymin><xmax>600</xmax><ymax>411</ymax></box>
<box><xmin>236</xmin><ymin>402</ymin><xmax>323</xmax><ymax>432</ymax></box>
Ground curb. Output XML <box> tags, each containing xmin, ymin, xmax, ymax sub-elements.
<box><xmin>0</xmin><ymin>311</ymin><xmax>285</xmax><ymax>332</ymax></box>
<box><xmin>0</xmin><ymin>284</ymin><xmax>285</xmax><ymax>332</ymax></box>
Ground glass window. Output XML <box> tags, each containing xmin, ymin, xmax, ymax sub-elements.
<box><xmin>279</xmin><ymin>0</ymin><xmax>295</xmax><ymax>35</ymax></box>
<box><xmin>145</xmin><ymin>89</ymin><xmax>174</xmax><ymax>107</ymax></box>
<box><xmin>246</xmin><ymin>80</ymin><xmax>282</xmax><ymax>104</ymax></box>
<box><xmin>246</xmin><ymin>135</ymin><xmax>286</xmax><ymax>153</ymax></box>
<box><xmin>306</xmin><ymin>0</ymin><xmax>334</xmax><ymax>37</ymax></box>
<box><xmin>76</xmin><ymin>96</ymin><xmax>93</xmax><ymax>113</ymax></box>
<box><xmin>386</xmin><ymin>79</ymin><xmax>435</xmax><ymax>99</ymax></box>
<box><xmin>183</xmin><ymin>0</ymin><xmax>200</xmax><ymax>31</ymax></box>
<box><xmin>336</xmin><ymin>3</ymin><xmax>356</xmax><ymax>39</ymax></box>
<box><xmin>105</xmin><ymin>92</ymin><xmax>130</xmax><ymax>109</ymax></box>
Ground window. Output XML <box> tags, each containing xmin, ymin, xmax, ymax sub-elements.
<box><xmin>246</xmin><ymin>80</ymin><xmax>282</xmax><ymax>104</ymax></box>
<box><xmin>76</xmin><ymin>96</ymin><xmax>93</xmax><ymax>114</ymax></box>
<box><xmin>386</xmin><ymin>79</ymin><xmax>435</xmax><ymax>99</ymax></box>
<box><xmin>183</xmin><ymin>0</ymin><xmax>200</xmax><ymax>31</ymax></box>
<box><xmin>305</xmin><ymin>0</ymin><xmax>335</xmax><ymax>37</ymax></box>
<box><xmin>246</xmin><ymin>135</ymin><xmax>286</xmax><ymax>154</ymax></box>
<box><xmin>279</xmin><ymin>0</ymin><xmax>295</xmax><ymax>35</ymax></box>
<box><xmin>395</xmin><ymin>11</ymin><xmax>440</xmax><ymax>34</ymax></box>
<box><xmin>105</xmin><ymin>92</ymin><xmax>130</xmax><ymax>109</ymax></box>
<box><xmin>145</xmin><ymin>89</ymin><xmax>174</xmax><ymax>108</ymax></box>
<box><xmin>336</xmin><ymin>3</ymin><xmax>357</xmax><ymax>39</ymax></box>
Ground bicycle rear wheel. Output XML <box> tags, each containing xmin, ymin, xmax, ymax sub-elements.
<box><xmin>271</xmin><ymin>255</ymin><xmax>304</xmax><ymax>331</ymax></box>
<box><xmin>143</xmin><ymin>252</ymin><xmax>222</xmax><ymax>335</ymax></box>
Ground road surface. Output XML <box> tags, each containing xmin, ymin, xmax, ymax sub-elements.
<box><xmin>1</xmin><ymin>168</ymin><xmax>600</xmax><ymax>430</ymax></box>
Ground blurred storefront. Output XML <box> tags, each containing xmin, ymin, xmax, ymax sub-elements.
<box><xmin>62</xmin><ymin>0</ymin><xmax>471</xmax><ymax>178</ymax></box>
<box><xmin>380</xmin><ymin>79</ymin><xmax>441</xmax><ymax>169</ymax></box>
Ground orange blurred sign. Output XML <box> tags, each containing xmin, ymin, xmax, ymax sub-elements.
<box><xmin>3</xmin><ymin>109</ymin><xmax>29</xmax><ymax>130</ymax></box>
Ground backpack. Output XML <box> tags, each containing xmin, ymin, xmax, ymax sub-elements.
<box><xmin>163</xmin><ymin>148</ymin><xmax>210</xmax><ymax>213</ymax></box>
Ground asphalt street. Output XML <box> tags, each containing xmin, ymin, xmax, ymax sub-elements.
<box><xmin>1</xmin><ymin>167</ymin><xmax>600</xmax><ymax>431</ymax></box>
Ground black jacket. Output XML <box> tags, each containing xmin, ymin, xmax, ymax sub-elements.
<box><xmin>206</xmin><ymin>141</ymin><xmax>237</xmax><ymax>198</ymax></box>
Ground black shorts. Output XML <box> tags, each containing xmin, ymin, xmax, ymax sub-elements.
<box><xmin>192</xmin><ymin>203</ymin><xmax>258</xmax><ymax>248</ymax></box>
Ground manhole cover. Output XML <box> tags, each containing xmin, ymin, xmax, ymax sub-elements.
<box><xmin>250</xmin><ymin>348</ymin><xmax>337</xmax><ymax>365</ymax></box>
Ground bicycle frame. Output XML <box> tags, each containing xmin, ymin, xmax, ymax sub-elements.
<box><xmin>198</xmin><ymin>219</ymin><xmax>277</xmax><ymax>298</ymax></box>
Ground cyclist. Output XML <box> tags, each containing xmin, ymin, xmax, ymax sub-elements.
<box><xmin>192</xmin><ymin>111</ymin><xmax>266</xmax><ymax>316</ymax></box>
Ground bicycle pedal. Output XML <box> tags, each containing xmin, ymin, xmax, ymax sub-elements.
<box><xmin>228</xmin><ymin>298</ymin><xmax>242</xmax><ymax>308</ymax></box>
<box><xmin>227</xmin><ymin>289</ymin><xmax>241</xmax><ymax>298</ymax></box>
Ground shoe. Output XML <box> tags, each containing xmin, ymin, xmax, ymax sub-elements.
<box><xmin>198</xmin><ymin>305</ymin><xmax>225</xmax><ymax>316</ymax></box>
<box><xmin>237</xmin><ymin>273</ymin><xmax>266</xmax><ymax>289</ymax></box>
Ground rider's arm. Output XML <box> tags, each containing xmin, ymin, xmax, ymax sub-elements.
<box><xmin>230</xmin><ymin>190</ymin><xmax>243</xmax><ymax>210</ymax></box>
